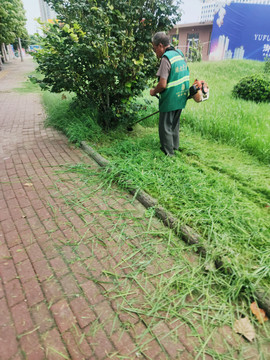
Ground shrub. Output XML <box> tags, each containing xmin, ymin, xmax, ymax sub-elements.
<box><xmin>264</xmin><ymin>57</ymin><xmax>270</xmax><ymax>74</ymax></box>
<box><xmin>232</xmin><ymin>74</ymin><xmax>270</xmax><ymax>103</ymax></box>
<box><xmin>33</xmin><ymin>0</ymin><xmax>182</xmax><ymax>128</ymax></box>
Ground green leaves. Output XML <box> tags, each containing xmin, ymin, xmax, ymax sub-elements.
<box><xmin>0</xmin><ymin>0</ymin><xmax>28</xmax><ymax>44</ymax></box>
<box><xmin>37</xmin><ymin>0</ymin><xmax>182</xmax><ymax>127</ymax></box>
<box><xmin>232</xmin><ymin>74</ymin><xmax>270</xmax><ymax>103</ymax></box>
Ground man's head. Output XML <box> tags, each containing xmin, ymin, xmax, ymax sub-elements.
<box><xmin>152</xmin><ymin>32</ymin><xmax>170</xmax><ymax>58</ymax></box>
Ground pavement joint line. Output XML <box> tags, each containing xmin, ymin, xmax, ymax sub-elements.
<box><xmin>80</xmin><ymin>140</ymin><xmax>270</xmax><ymax>318</ymax></box>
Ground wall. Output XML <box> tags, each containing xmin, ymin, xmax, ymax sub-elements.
<box><xmin>169</xmin><ymin>23</ymin><xmax>213</xmax><ymax>61</ymax></box>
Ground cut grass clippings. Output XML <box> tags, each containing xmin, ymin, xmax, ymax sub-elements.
<box><xmin>40</xmin><ymin>59</ymin><xmax>270</xmax><ymax>297</ymax></box>
<box><xmin>50</xmin><ymin>162</ymin><xmax>270</xmax><ymax>358</ymax></box>
<box><xmin>33</xmin><ymin>59</ymin><xmax>270</xmax><ymax>357</ymax></box>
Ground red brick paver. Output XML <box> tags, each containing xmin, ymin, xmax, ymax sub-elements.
<box><xmin>0</xmin><ymin>58</ymin><xmax>265</xmax><ymax>360</ymax></box>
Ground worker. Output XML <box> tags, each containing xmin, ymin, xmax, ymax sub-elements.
<box><xmin>150</xmin><ymin>32</ymin><xmax>190</xmax><ymax>156</ymax></box>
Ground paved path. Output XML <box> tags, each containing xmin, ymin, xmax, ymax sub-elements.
<box><xmin>0</xmin><ymin>57</ymin><xmax>265</xmax><ymax>360</ymax></box>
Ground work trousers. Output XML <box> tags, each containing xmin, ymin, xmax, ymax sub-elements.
<box><xmin>159</xmin><ymin>109</ymin><xmax>182</xmax><ymax>156</ymax></box>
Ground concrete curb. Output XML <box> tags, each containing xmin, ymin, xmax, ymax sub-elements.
<box><xmin>81</xmin><ymin>141</ymin><xmax>270</xmax><ymax>317</ymax></box>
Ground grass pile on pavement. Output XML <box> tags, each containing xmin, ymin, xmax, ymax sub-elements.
<box><xmin>51</xmin><ymin>163</ymin><xmax>270</xmax><ymax>358</ymax></box>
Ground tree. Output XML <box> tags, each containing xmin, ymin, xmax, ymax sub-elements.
<box><xmin>0</xmin><ymin>0</ymin><xmax>28</xmax><ymax>61</ymax></box>
<box><xmin>189</xmin><ymin>39</ymin><xmax>202</xmax><ymax>62</ymax></box>
<box><xmin>33</xmin><ymin>0</ymin><xmax>183</xmax><ymax>127</ymax></box>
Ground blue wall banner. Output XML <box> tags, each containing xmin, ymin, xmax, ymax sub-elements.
<box><xmin>209</xmin><ymin>3</ymin><xmax>270</xmax><ymax>61</ymax></box>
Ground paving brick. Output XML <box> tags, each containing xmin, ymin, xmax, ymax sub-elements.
<box><xmin>31</xmin><ymin>198</ymin><xmax>45</xmax><ymax>211</ymax></box>
<box><xmin>62</xmin><ymin>324</ymin><xmax>93</xmax><ymax>360</ymax></box>
<box><xmin>24</xmin><ymin>277</ymin><xmax>44</xmax><ymax>306</ymax></box>
<box><xmin>1</xmin><ymin>218</ymin><xmax>16</xmax><ymax>233</ymax></box>
<box><xmin>17</xmin><ymin>195</ymin><xmax>31</xmax><ymax>208</ymax></box>
<box><xmin>0</xmin><ymin>243</ymin><xmax>10</xmax><ymax>262</ymax></box>
<box><xmin>41</xmin><ymin>277</ymin><xmax>63</xmax><ymax>304</ymax></box>
<box><xmin>5</xmin><ymin>229</ymin><xmax>21</xmax><ymax>248</ymax></box>
<box><xmin>27</xmin><ymin>215</ymin><xmax>43</xmax><ymax>232</ymax></box>
<box><xmin>19</xmin><ymin>228</ymin><xmax>35</xmax><ymax>247</ymax></box>
<box><xmin>70</xmin><ymin>261</ymin><xmax>90</xmax><ymax>284</ymax></box>
<box><xmin>110</xmin><ymin>330</ymin><xmax>137</xmax><ymax>357</ymax></box>
<box><xmin>32</xmin><ymin>302</ymin><xmax>55</xmax><ymax>333</ymax></box>
<box><xmin>94</xmin><ymin>301</ymin><xmax>121</xmax><ymax>335</ymax></box>
<box><xmin>81</xmin><ymin>282</ymin><xmax>105</xmax><ymax>305</ymax></box>
<box><xmin>70</xmin><ymin>297</ymin><xmax>96</xmax><ymax>329</ymax></box>
<box><xmin>10</xmin><ymin>245</ymin><xmax>28</xmax><ymax>264</ymax></box>
<box><xmin>76</xmin><ymin>243</ymin><xmax>93</xmax><ymax>260</ymax></box>
<box><xmin>5</xmin><ymin>278</ymin><xmax>25</xmax><ymax>307</ymax></box>
<box><xmin>14</xmin><ymin>217</ymin><xmax>29</xmax><ymax>233</ymax></box>
<box><xmin>26</xmin><ymin>243</ymin><xmax>44</xmax><ymax>263</ymax></box>
<box><xmin>132</xmin><ymin>322</ymin><xmax>162</xmax><ymax>359</ymax></box>
<box><xmin>16</xmin><ymin>258</ymin><xmax>36</xmax><ymax>283</ymax></box>
<box><xmin>0</xmin><ymin>297</ymin><xmax>19</xmax><ymax>358</ymax></box>
<box><xmin>19</xmin><ymin>331</ymin><xmax>45</xmax><ymax>360</ymax></box>
<box><xmin>9</xmin><ymin>206</ymin><xmax>23</xmax><ymax>221</ymax></box>
<box><xmin>85</xmin><ymin>326</ymin><xmax>114</xmax><ymax>359</ymax></box>
<box><xmin>42</xmin><ymin>328</ymin><xmax>69</xmax><ymax>360</ymax></box>
<box><xmin>11</xmin><ymin>301</ymin><xmax>34</xmax><ymax>334</ymax></box>
<box><xmin>61</xmin><ymin>245</ymin><xmax>79</xmax><ymax>262</ymax></box>
<box><xmin>0</xmin><ymin>259</ymin><xmax>17</xmax><ymax>283</ymax></box>
<box><xmin>0</xmin><ymin>207</ymin><xmax>10</xmax><ymax>221</ymax></box>
<box><xmin>51</xmin><ymin>299</ymin><xmax>76</xmax><ymax>333</ymax></box>
<box><xmin>32</xmin><ymin>259</ymin><xmax>53</xmax><ymax>282</ymax></box>
<box><xmin>3</xmin><ymin>189</ymin><xmax>15</xmax><ymax>201</ymax></box>
<box><xmin>60</xmin><ymin>273</ymin><xmax>80</xmax><ymax>298</ymax></box>
<box><xmin>50</xmin><ymin>256</ymin><xmax>69</xmax><ymax>277</ymax></box>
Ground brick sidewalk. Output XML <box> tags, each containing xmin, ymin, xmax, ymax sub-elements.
<box><xmin>0</xmin><ymin>58</ymin><xmax>265</xmax><ymax>360</ymax></box>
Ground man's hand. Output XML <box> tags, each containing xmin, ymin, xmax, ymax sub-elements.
<box><xmin>150</xmin><ymin>88</ymin><xmax>156</xmax><ymax>96</ymax></box>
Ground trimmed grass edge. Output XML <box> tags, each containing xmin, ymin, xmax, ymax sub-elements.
<box><xmin>80</xmin><ymin>141</ymin><xmax>270</xmax><ymax>317</ymax></box>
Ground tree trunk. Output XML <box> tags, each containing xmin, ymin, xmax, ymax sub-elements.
<box><xmin>1</xmin><ymin>43</ymin><xmax>8</xmax><ymax>62</ymax></box>
<box><xmin>0</xmin><ymin>47</ymin><xmax>3</xmax><ymax>70</ymax></box>
<box><xmin>18</xmin><ymin>38</ymin><xmax>24</xmax><ymax>62</ymax></box>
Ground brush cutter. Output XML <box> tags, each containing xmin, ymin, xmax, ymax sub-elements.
<box><xmin>127</xmin><ymin>95</ymin><xmax>159</xmax><ymax>131</ymax></box>
<box><xmin>127</xmin><ymin>80</ymin><xmax>209</xmax><ymax>131</ymax></box>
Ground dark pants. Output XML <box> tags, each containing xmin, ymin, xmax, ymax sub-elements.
<box><xmin>159</xmin><ymin>109</ymin><xmax>182</xmax><ymax>156</ymax></box>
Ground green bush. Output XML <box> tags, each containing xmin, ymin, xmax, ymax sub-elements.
<box><xmin>33</xmin><ymin>0</ymin><xmax>182</xmax><ymax>128</ymax></box>
<box><xmin>232</xmin><ymin>74</ymin><xmax>270</xmax><ymax>103</ymax></box>
<box><xmin>264</xmin><ymin>57</ymin><xmax>270</xmax><ymax>74</ymax></box>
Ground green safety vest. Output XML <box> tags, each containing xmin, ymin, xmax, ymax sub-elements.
<box><xmin>159</xmin><ymin>49</ymin><xmax>190</xmax><ymax>113</ymax></box>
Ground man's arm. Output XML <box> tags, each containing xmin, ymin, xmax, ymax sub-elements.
<box><xmin>150</xmin><ymin>56</ymin><xmax>170</xmax><ymax>97</ymax></box>
<box><xmin>150</xmin><ymin>77</ymin><xmax>167</xmax><ymax>96</ymax></box>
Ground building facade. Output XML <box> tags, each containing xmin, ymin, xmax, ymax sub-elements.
<box><xmin>38</xmin><ymin>0</ymin><xmax>57</xmax><ymax>22</ymax></box>
<box><xmin>169</xmin><ymin>22</ymin><xmax>213</xmax><ymax>61</ymax></box>
<box><xmin>200</xmin><ymin>0</ymin><xmax>270</xmax><ymax>22</ymax></box>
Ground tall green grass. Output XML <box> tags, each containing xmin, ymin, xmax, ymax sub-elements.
<box><xmin>131</xmin><ymin>60</ymin><xmax>270</xmax><ymax>164</ymax></box>
<box><xmin>42</xmin><ymin>60</ymin><xmax>270</xmax><ymax>295</ymax></box>
<box><xmin>42</xmin><ymin>92</ymin><xmax>103</xmax><ymax>145</ymax></box>
<box><xmin>184</xmin><ymin>60</ymin><xmax>270</xmax><ymax>164</ymax></box>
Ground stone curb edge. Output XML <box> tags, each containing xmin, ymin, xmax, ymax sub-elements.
<box><xmin>81</xmin><ymin>141</ymin><xmax>270</xmax><ymax>317</ymax></box>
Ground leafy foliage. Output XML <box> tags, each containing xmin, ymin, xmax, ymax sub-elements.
<box><xmin>188</xmin><ymin>38</ymin><xmax>202</xmax><ymax>62</ymax></box>
<box><xmin>264</xmin><ymin>57</ymin><xmax>270</xmax><ymax>74</ymax></box>
<box><xmin>232</xmin><ymin>74</ymin><xmax>270</xmax><ymax>103</ymax></box>
<box><xmin>0</xmin><ymin>0</ymin><xmax>28</xmax><ymax>45</ymax></box>
<box><xmin>33</xmin><ymin>0</ymin><xmax>182</xmax><ymax>127</ymax></box>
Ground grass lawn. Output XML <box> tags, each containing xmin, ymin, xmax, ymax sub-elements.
<box><xmin>25</xmin><ymin>58</ymin><xmax>270</xmax><ymax>357</ymax></box>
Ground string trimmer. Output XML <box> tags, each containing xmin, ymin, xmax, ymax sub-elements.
<box><xmin>127</xmin><ymin>81</ymin><xmax>209</xmax><ymax>132</ymax></box>
<box><xmin>127</xmin><ymin>95</ymin><xmax>159</xmax><ymax>132</ymax></box>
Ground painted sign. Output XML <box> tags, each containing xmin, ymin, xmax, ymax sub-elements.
<box><xmin>209</xmin><ymin>3</ymin><xmax>270</xmax><ymax>61</ymax></box>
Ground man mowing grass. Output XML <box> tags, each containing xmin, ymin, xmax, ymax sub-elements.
<box><xmin>150</xmin><ymin>32</ymin><xmax>190</xmax><ymax>156</ymax></box>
